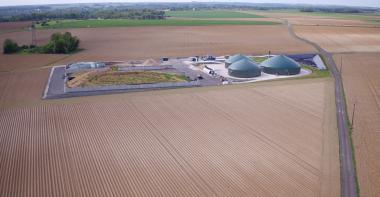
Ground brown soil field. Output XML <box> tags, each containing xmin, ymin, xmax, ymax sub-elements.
<box><xmin>0</xmin><ymin>69</ymin><xmax>49</xmax><ymax>107</ymax></box>
<box><xmin>288</xmin><ymin>18</ymin><xmax>370</xmax><ymax>26</ymax></box>
<box><xmin>0</xmin><ymin>21</ymin><xmax>32</xmax><ymax>33</ymax></box>
<box><xmin>294</xmin><ymin>26</ymin><xmax>380</xmax><ymax>53</ymax></box>
<box><xmin>0</xmin><ymin>78</ymin><xmax>340</xmax><ymax>196</ymax></box>
<box><xmin>334</xmin><ymin>53</ymin><xmax>380</xmax><ymax>197</ymax></box>
<box><xmin>0</xmin><ymin>25</ymin><xmax>315</xmax><ymax>63</ymax></box>
<box><xmin>251</xmin><ymin>11</ymin><xmax>377</xmax><ymax>26</ymax></box>
<box><xmin>0</xmin><ymin>54</ymin><xmax>67</xmax><ymax>72</ymax></box>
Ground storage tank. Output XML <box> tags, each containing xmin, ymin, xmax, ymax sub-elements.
<box><xmin>228</xmin><ymin>59</ymin><xmax>261</xmax><ymax>78</ymax></box>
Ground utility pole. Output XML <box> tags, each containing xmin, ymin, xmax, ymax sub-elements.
<box><xmin>31</xmin><ymin>22</ymin><xmax>36</xmax><ymax>46</ymax></box>
<box><xmin>351</xmin><ymin>103</ymin><xmax>356</xmax><ymax>129</ymax></box>
<box><xmin>340</xmin><ymin>56</ymin><xmax>343</xmax><ymax>75</ymax></box>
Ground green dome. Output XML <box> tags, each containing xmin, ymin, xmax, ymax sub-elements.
<box><xmin>228</xmin><ymin>59</ymin><xmax>261</xmax><ymax>78</ymax></box>
<box><xmin>260</xmin><ymin>55</ymin><xmax>301</xmax><ymax>75</ymax></box>
<box><xmin>225</xmin><ymin>54</ymin><xmax>253</xmax><ymax>68</ymax></box>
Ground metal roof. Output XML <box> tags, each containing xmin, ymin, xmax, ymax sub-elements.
<box><xmin>260</xmin><ymin>55</ymin><xmax>300</xmax><ymax>69</ymax></box>
<box><xmin>225</xmin><ymin>54</ymin><xmax>253</xmax><ymax>64</ymax></box>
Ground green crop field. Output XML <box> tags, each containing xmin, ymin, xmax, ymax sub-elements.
<box><xmin>37</xmin><ymin>19</ymin><xmax>279</xmax><ymax>29</ymax></box>
<box><xmin>165</xmin><ymin>10</ymin><xmax>265</xmax><ymax>18</ymax></box>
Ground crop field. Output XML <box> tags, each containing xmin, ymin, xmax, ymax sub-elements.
<box><xmin>0</xmin><ymin>77</ymin><xmax>339</xmax><ymax>196</ymax></box>
<box><xmin>294</xmin><ymin>26</ymin><xmax>380</xmax><ymax>53</ymax></box>
<box><xmin>36</xmin><ymin>19</ymin><xmax>278</xmax><ymax>29</ymax></box>
<box><xmin>334</xmin><ymin>53</ymin><xmax>380</xmax><ymax>197</ymax></box>
<box><xmin>165</xmin><ymin>10</ymin><xmax>265</xmax><ymax>18</ymax></box>
<box><xmin>0</xmin><ymin>25</ymin><xmax>314</xmax><ymax>62</ymax></box>
<box><xmin>245</xmin><ymin>10</ymin><xmax>380</xmax><ymax>26</ymax></box>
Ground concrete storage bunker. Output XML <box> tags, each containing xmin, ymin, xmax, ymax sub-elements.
<box><xmin>260</xmin><ymin>55</ymin><xmax>301</xmax><ymax>75</ymax></box>
<box><xmin>66</xmin><ymin>62</ymin><xmax>106</xmax><ymax>74</ymax></box>
<box><xmin>228</xmin><ymin>59</ymin><xmax>261</xmax><ymax>78</ymax></box>
<box><xmin>225</xmin><ymin>54</ymin><xmax>252</xmax><ymax>68</ymax></box>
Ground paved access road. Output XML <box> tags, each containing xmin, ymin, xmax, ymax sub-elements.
<box><xmin>286</xmin><ymin>20</ymin><xmax>358</xmax><ymax>197</ymax></box>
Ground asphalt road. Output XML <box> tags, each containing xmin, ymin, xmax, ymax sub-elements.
<box><xmin>285</xmin><ymin>20</ymin><xmax>358</xmax><ymax>197</ymax></box>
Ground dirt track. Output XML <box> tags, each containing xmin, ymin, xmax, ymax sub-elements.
<box><xmin>334</xmin><ymin>53</ymin><xmax>380</xmax><ymax>197</ymax></box>
<box><xmin>0</xmin><ymin>78</ymin><xmax>339</xmax><ymax>196</ymax></box>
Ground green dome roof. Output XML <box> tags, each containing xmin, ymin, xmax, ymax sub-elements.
<box><xmin>229</xmin><ymin>59</ymin><xmax>259</xmax><ymax>71</ymax></box>
<box><xmin>225</xmin><ymin>54</ymin><xmax>252</xmax><ymax>64</ymax></box>
<box><xmin>260</xmin><ymin>55</ymin><xmax>300</xmax><ymax>69</ymax></box>
<box><xmin>228</xmin><ymin>59</ymin><xmax>261</xmax><ymax>78</ymax></box>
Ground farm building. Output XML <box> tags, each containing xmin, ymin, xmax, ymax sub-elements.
<box><xmin>225</xmin><ymin>54</ymin><xmax>253</xmax><ymax>68</ymax></box>
<box><xmin>260</xmin><ymin>55</ymin><xmax>301</xmax><ymax>75</ymax></box>
<box><xmin>228</xmin><ymin>59</ymin><xmax>261</xmax><ymax>78</ymax></box>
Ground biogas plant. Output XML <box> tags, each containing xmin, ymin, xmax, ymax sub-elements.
<box><xmin>185</xmin><ymin>53</ymin><xmax>326</xmax><ymax>83</ymax></box>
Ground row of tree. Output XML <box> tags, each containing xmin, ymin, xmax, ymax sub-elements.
<box><xmin>1</xmin><ymin>8</ymin><xmax>165</xmax><ymax>22</ymax></box>
<box><xmin>3</xmin><ymin>32</ymin><xmax>79</xmax><ymax>54</ymax></box>
<box><xmin>300</xmin><ymin>7</ymin><xmax>362</xmax><ymax>13</ymax></box>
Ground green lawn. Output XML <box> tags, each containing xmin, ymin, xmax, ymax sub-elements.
<box><xmin>301</xmin><ymin>64</ymin><xmax>330</xmax><ymax>78</ymax></box>
<box><xmin>85</xmin><ymin>71</ymin><xmax>188</xmax><ymax>86</ymax></box>
<box><xmin>37</xmin><ymin>19</ymin><xmax>279</xmax><ymax>29</ymax></box>
<box><xmin>165</xmin><ymin>10</ymin><xmax>265</xmax><ymax>18</ymax></box>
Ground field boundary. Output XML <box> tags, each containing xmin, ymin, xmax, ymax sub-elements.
<box><xmin>285</xmin><ymin>19</ymin><xmax>358</xmax><ymax>197</ymax></box>
<box><xmin>42</xmin><ymin>65</ymin><xmax>58</xmax><ymax>99</ymax></box>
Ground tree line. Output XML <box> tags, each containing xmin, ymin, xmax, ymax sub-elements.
<box><xmin>1</xmin><ymin>8</ymin><xmax>165</xmax><ymax>22</ymax></box>
<box><xmin>3</xmin><ymin>32</ymin><xmax>79</xmax><ymax>54</ymax></box>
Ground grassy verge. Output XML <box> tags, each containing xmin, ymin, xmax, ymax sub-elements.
<box><xmin>341</xmin><ymin>77</ymin><xmax>361</xmax><ymax>197</ymax></box>
<box><xmin>165</xmin><ymin>10</ymin><xmax>265</xmax><ymax>18</ymax></box>
<box><xmin>301</xmin><ymin>65</ymin><xmax>330</xmax><ymax>78</ymax></box>
<box><xmin>319</xmin><ymin>53</ymin><xmax>360</xmax><ymax>196</ymax></box>
<box><xmin>37</xmin><ymin>19</ymin><xmax>279</xmax><ymax>29</ymax></box>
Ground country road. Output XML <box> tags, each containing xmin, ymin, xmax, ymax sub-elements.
<box><xmin>285</xmin><ymin>20</ymin><xmax>358</xmax><ymax>197</ymax></box>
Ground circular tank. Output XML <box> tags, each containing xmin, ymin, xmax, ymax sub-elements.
<box><xmin>228</xmin><ymin>59</ymin><xmax>261</xmax><ymax>78</ymax></box>
<box><xmin>260</xmin><ymin>55</ymin><xmax>301</xmax><ymax>75</ymax></box>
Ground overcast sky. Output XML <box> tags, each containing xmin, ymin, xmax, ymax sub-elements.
<box><xmin>0</xmin><ymin>0</ymin><xmax>379</xmax><ymax>8</ymax></box>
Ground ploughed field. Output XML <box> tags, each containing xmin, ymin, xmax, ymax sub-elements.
<box><xmin>165</xmin><ymin>10</ymin><xmax>265</xmax><ymax>18</ymax></box>
<box><xmin>37</xmin><ymin>19</ymin><xmax>278</xmax><ymax>29</ymax></box>
<box><xmin>294</xmin><ymin>26</ymin><xmax>380</xmax><ymax>53</ymax></box>
<box><xmin>334</xmin><ymin>53</ymin><xmax>380</xmax><ymax>197</ymax></box>
<box><xmin>0</xmin><ymin>25</ymin><xmax>315</xmax><ymax>63</ymax></box>
<box><xmin>0</xmin><ymin>77</ymin><xmax>340</xmax><ymax>196</ymax></box>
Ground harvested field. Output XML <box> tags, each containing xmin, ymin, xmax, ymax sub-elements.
<box><xmin>0</xmin><ymin>21</ymin><xmax>32</xmax><ymax>33</ymax></box>
<box><xmin>294</xmin><ymin>26</ymin><xmax>380</xmax><ymax>53</ymax></box>
<box><xmin>0</xmin><ymin>54</ymin><xmax>67</xmax><ymax>72</ymax></box>
<box><xmin>0</xmin><ymin>78</ymin><xmax>339</xmax><ymax>196</ymax></box>
<box><xmin>0</xmin><ymin>26</ymin><xmax>315</xmax><ymax>62</ymax></box>
<box><xmin>38</xmin><ymin>19</ymin><xmax>279</xmax><ymax>29</ymax></box>
<box><xmin>165</xmin><ymin>10</ymin><xmax>265</xmax><ymax>18</ymax></box>
<box><xmin>288</xmin><ymin>18</ymin><xmax>370</xmax><ymax>26</ymax></box>
<box><xmin>251</xmin><ymin>11</ymin><xmax>379</xmax><ymax>23</ymax></box>
<box><xmin>0</xmin><ymin>69</ymin><xmax>49</xmax><ymax>107</ymax></box>
<box><xmin>334</xmin><ymin>53</ymin><xmax>380</xmax><ymax>197</ymax></box>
